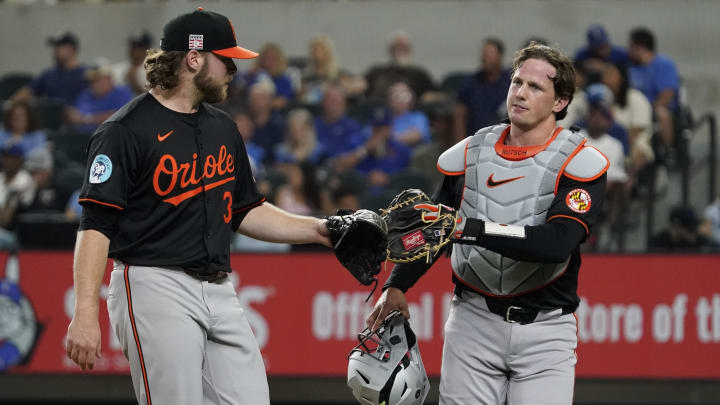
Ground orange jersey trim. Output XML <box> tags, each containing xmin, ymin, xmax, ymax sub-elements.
<box><xmin>232</xmin><ymin>197</ymin><xmax>266</xmax><ymax>214</ymax></box>
<box><xmin>573</xmin><ymin>312</ymin><xmax>579</xmax><ymax>361</ymax></box>
<box><xmin>554</xmin><ymin>139</ymin><xmax>587</xmax><ymax>194</ymax></box>
<box><xmin>124</xmin><ymin>265</ymin><xmax>152</xmax><ymax>405</ymax></box>
<box><xmin>562</xmin><ymin>146</ymin><xmax>610</xmax><ymax>182</ymax></box>
<box><xmin>78</xmin><ymin>198</ymin><xmax>124</xmax><ymax>211</ymax></box>
<box><xmin>548</xmin><ymin>214</ymin><xmax>590</xmax><ymax>235</ymax></box>
<box><xmin>437</xmin><ymin>166</ymin><xmax>464</xmax><ymax>176</ymax></box>
<box><xmin>495</xmin><ymin>126</ymin><xmax>564</xmax><ymax>161</ymax></box>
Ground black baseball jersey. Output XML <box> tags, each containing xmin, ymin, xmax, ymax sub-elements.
<box><xmin>78</xmin><ymin>93</ymin><xmax>264</xmax><ymax>273</ymax></box>
<box><xmin>385</xmin><ymin>172</ymin><xmax>607</xmax><ymax>311</ymax></box>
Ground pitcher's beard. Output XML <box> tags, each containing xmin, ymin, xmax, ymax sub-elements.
<box><xmin>194</xmin><ymin>64</ymin><xmax>227</xmax><ymax>104</ymax></box>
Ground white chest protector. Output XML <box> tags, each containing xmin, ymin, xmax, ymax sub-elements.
<box><xmin>437</xmin><ymin>124</ymin><xmax>601</xmax><ymax>296</ymax></box>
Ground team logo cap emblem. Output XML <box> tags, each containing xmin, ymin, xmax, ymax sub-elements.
<box><xmin>189</xmin><ymin>34</ymin><xmax>203</xmax><ymax>50</ymax></box>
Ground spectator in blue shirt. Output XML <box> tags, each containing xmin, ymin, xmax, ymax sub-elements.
<box><xmin>244</xmin><ymin>43</ymin><xmax>295</xmax><ymax>110</ymax></box>
<box><xmin>628</xmin><ymin>27</ymin><xmax>680</xmax><ymax>147</ymax></box>
<box><xmin>455</xmin><ymin>38</ymin><xmax>511</xmax><ymax>141</ymax></box>
<box><xmin>387</xmin><ymin>81</ymin><xmax>430</xmax><ymax>146</ymax></box>
<box><xmin>232</xmin><ymin>108</ymin><xmax>265</xmax><ymax>177</ymax></box>
<box><xmin>315</xmin><ymin>84</ymin><xmax>364</xmax><ymax>162</ymax></box>
<box><xmin>13</xmin><ymin>31</ymin><xmax>88</xmax><ymax>105</ymax></box>
<box><xmin>274</xmin><ymin>109</ymin><xmax>322</xmax><ymax>164</ymax></box>
<box><xmin>66</xmin><ymin>61</ymin><xmax>134</xmax><ymax>134</ymax></box>
<box><xmin>575</xmin><ymin>25</ymin><xmax>629</xmax><ymax>68</ymax></box>
<box><xmin>0</xmin><ymin>101</ymin><xmax>48</xmax><ymax>157</ymax></box>
<box><xmin>575</xmin><ymin>84</ymin><xmax>630</xmax><ymax>155</ymax></box>
<box><xmin>354</xmin><ymin>109</ymin><xmax>411</xmax><ymax>188</ymax></box>
<box><xmin>248</xmin><ymin>80</ymin><xmax>285</xmax><ymax>162</ymax></box>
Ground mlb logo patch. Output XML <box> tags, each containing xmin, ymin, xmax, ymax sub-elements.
<box><xmin>189</xmin><ymin>34</ymin><xmax>204</xmax><ymax>50</ymax></box>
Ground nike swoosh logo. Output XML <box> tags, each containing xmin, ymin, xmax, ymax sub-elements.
<box><xmin>157</xmin><ymin>130</ymin><xmax>174</xmax><ymax>142</ymax></box>
<box><xmin>487</xmin><ymin>174</ymin><xmax>525</xmax><ymax>188</ymax></box>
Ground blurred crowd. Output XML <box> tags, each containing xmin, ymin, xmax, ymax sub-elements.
<box><xmin>0</xmin><ymin>25</ymin><xmax>718</xmax><ymax>253</ymax></box>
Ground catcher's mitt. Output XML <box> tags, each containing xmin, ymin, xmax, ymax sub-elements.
<box><xmin>325</xmin><ymin>209</ymin><xmax>388</xmax><ymax>286</ymax></box>
<box><xmin>381</xmin><ymin>189</ymin><xmax>458</xmax><ymax>263</ymax></box>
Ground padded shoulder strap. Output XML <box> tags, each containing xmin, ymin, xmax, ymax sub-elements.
<box><xmin>563</xmin><ymin>146</ymin><xmax>610</xmax><ymax>181</ymax></box>
<box><xmin>437</xmin><ymin>136</ymin><xmax>471</xmax><ymax>175</ymax></box>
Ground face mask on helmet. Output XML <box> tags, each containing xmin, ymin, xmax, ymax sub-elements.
<box><xmin>347</xmin><ymin>311</ymin><xmax>429</xmax><ymax>405</ymax></box>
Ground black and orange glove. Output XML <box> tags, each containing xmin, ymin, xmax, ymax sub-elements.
<box><xmin>381</xmin><ymin>189</ymin><xmax>459</xmax><ymax>263</ymax></box>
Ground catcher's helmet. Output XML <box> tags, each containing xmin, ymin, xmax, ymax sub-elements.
<box><xmin>347</xmin><ymin>312</ymin><xmax>429</xmax><ymax>405</ymax></box>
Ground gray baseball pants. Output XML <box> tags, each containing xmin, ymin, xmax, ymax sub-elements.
<box><xmin>439</xmin><ymin>290</ymin><xmax>577</xmax><ymax>405</ymax></box>
<box><xmin>107</xmin><ymin>262</ymin><xmax>269</xmax><ymax>405</ymax></box>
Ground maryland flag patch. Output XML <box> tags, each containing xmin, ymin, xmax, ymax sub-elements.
<box><xmin>566</xmin><ymin>188</ymin><xmax>592</xmax><ymax>214</ymax></box>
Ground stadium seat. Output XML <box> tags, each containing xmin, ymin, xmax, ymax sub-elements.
<box><xmin>440</xmin><ymin>71</ymin><xmax>471</xmax><ymax>97</ymax></box>
<box><xmin>54</xmin><ymin>163</ymin><xmax>85</xmax><ymax>197</ymax></box>
<box><xmin>31</xmin><ymin>97</ymin><xmax>66</xmax><ymax>130</ymax></box>
<box><xmin>0</xmin><ymin>73</ymin><xmax>33</xmax><ymax>101</ymax></box>
<box><xmin>359</xmin><ymin>189</ymin><xmax>399</xmax><ymax>213</ymax></box>
<box><xmin>388</xmin><ymin>168</ymin><xmax>435</xmax><ymax>195</ymax></box>
<box><xmin>284</xmin><ymin>100</ymin><xmax>322</xmax><ymax>118</ymax></box>
<box><xmin>416</xmin><ymin>99</ymin><xmax>454</xmax><ymax>121</ymax></box>
<box><xmin>287</xmin><ymin>56</ymin><xmax>309</xmax><ymax>71</ymax></box>
<box><xmin>347</xmin><ymin>101</ymin><xmax>385</xmax><ymax>124</ymax></box>
<box><xmin>337</xmin><ymin>170</ymin><xmax>368</xmax><ymax>195</ymax></box>
<box><xmin>16</xmin><ymin>212</ymin><xmax>79</xmax><ymax>250</ymax></box>
<box><xmin>52</xmin><ymin>132</ymin><xmax>91</xmax><ymax>165</ymax></box>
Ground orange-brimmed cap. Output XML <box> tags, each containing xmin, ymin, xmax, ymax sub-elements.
<box><xmin>160</xmin><ymin>7</ymin><xmax>258</xmax><ymax>59</ymax></box>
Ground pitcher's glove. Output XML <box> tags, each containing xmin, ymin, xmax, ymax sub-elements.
<box><xmin>381</xmin><ymin>189</ymin><xmax>458</xmax><ymax>263</ymax></box>
<box><xmin>325</xmin><ymin>209</ymin><xmax>388</xmax><ymax>286</ymax></box>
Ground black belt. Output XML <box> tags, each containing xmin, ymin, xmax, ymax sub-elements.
<box><xmin>485</xmin><ymin>299</ymin><xmax>539</xmax><ymax>325</ymax></box>
<box><xmin>184</xmin><ymin>270</ymin><xmax>228</xmax><ymax>283</ymax></box>
<box><xmin>454</xmin><ymin>284</ymin><xmax>572</xmax><ymax>325</ymax></box>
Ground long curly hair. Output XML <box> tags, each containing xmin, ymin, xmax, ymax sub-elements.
<box><xmin>144</xmin><ymin>49</ymin><xmax>187</xmax><ymax>90</ymax></box>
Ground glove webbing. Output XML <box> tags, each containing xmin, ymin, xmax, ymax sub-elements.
<box><xmin>385</xmin><ymin>201</ymin><xmax>459</xmax><ymax>264</ymax></box>
<box><xmin>381</xmin><ymin>192</ymin><xmax>430</xmax><ymax>212</ymax></box>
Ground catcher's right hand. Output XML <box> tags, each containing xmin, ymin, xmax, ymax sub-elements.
<box><xmin>382</xmin><ymin>189</ymin><xmax>459</xmax><ymax>263</ymax></box>
<box><xmin>365</xmin><ymin>287</ymin><xmax>409</xmax><ymax>332</ymax></box>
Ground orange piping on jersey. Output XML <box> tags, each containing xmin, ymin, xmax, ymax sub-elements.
<box><xmin>437</xmin><ymin>140</ymin><xmax>470</xmax><ymax>176</ymax></box>
<box><xmin>548</xmin><ymin>214</ymin><xmax>590</xmax><ymax>235</ymax></box>
<box><xmin>455</xmin><ymin>139</ymin><xmax>469</xmax><ymax>237</ymax></box>
<box><xmin>162</xmin><ymin>176</ymin><xmax>235</xmax><ymax>206</ymax></box>
<box><xmin>78</xmin><ymin>198</ymin><xmax>124</xmax><ymax>211</ymax></box>
<box><xmin>452</xmin><ymin>262</ymin><xmax>569</xmax><ymax>298</ymax></box>
<box><xmin>562</xmin><ymin>146</ymin><xmax>610</xmax><ymax>182</ymax></box>
<box><xmin>232</xmin><ymin>197</ymin><xmax>266</xmax><ymax>214</ymax></box>
<box><xmin>124</xmin><ymin>265</ymin><xmax>152</xmax><ymax>405</ymax></box>
<box><xmin>437</xmin><ymin>166</ymin><xmax>464</xmax><ymax>176</ymax></box>
<box><xmin>554</xmin><ymin>139</ymin><xmax>587</xmax><ymax>195</ymax></box>
<box><xmin>494</xmin><ymin>126</ymin><xmax>563</xmax><ymax>161</ymax></box>
<box><xmin>573</xmin><ymin>312</ymin><xmax>579</xmax><ymax>361</ymax></box>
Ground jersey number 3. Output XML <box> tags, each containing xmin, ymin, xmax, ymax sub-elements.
<box><xmin>223</xmin><ymin>191</ymin><xmax>232</xmax><ymax>223</ymax></box>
